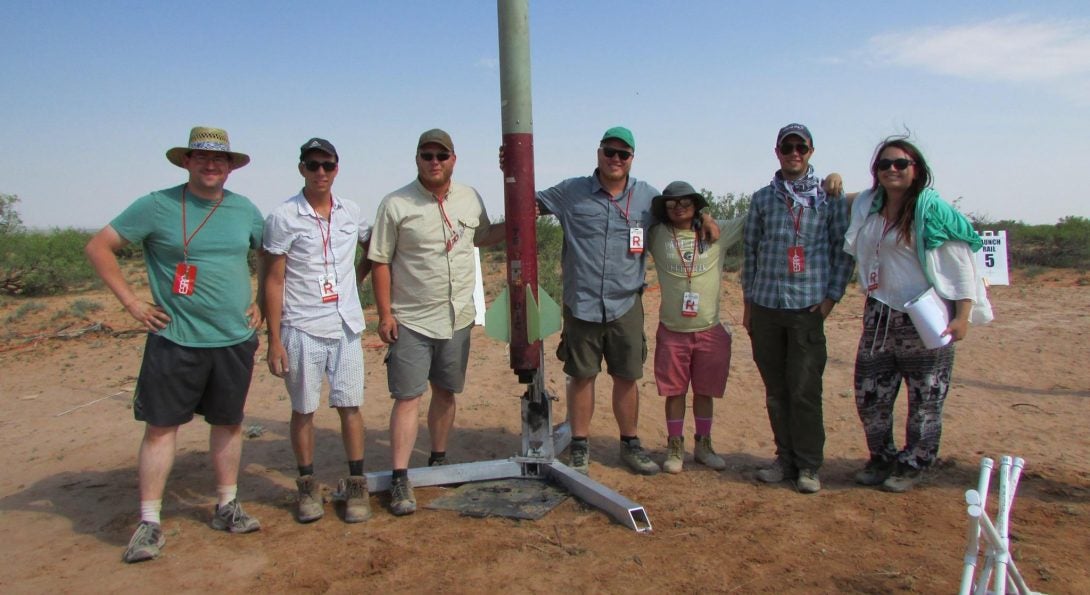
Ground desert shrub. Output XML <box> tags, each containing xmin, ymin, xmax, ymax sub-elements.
<box><xmin>701</xmin><ymin>190</ymin><xmax>751</xmax><ymax>272</ymax></box>
<box><xmin>978</xmin><ymin>216</ymin><xmax>1090</xmax><ymax>270</ymax></box>
<box><xmin>535</xmin><ymin>218</ymin><xmax>563</xmax><ymax>300</ymax></box>
<box><xmin>0</xmin><ymin>229</ymin><xmax>98</xmax><ymax>296</ymax></box>
<box><xmin>357</xmin><ymin>276</ymin><xmax>375</xmax><ymax>310</ymax></box>
<box><xmin>470</xmin><ymin>216</ymin><xmax>563</xmax><ymax>301</ymax></box>
<box><xmin>69</xmin><ymin>298</ymin><xmax>104</xmax><ymax>319</ymax></box>
<box><xmin>0</xmin><ymin>193</ymin><xmax>24</xmax><ymax>235</ymax></box>
<box><xmin>4</xmin><ymin>300</ymin><xmax>46</xmax><ymax>323</ymax></box>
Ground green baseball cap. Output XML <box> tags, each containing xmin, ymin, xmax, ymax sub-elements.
<box><xmin>601</xmin><ymin>126</ymin><xmax>635</xmax><ymax>150</ymax></box>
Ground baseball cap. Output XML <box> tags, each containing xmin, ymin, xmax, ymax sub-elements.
<box><xmin>417</xmin><ymin>128</ymin><xmax>454</xmax><ymax>152</ymax></box>
<box><xmin>776</xmin><ymin>123</ymin><xmax>813</xmax><ymax>145</ymax></box>
<box><xmin>299</xmin><ymin>137</ymin><xmax>338</xmax><ymax>161</ymax></box>
<box><xmin>601</xmin><ymin>126</ymin><xmax>635</xmax><ymax>150</ymax></box>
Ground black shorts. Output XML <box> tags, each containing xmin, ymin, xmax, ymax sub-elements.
<box><xmin>133</xmin><ymin>333</ymin><xmax>259</xmax><ymax>427</ymax></box>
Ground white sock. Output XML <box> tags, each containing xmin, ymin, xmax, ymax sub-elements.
<box><xmin>216</xmin><ymin>485</ymin><xmax>237</xmax><ymax>508</ymax></box>
<box><xmin>140</xmin><ymin>499</ymin><xmax>162</xmax><ymax>525</ymax></box>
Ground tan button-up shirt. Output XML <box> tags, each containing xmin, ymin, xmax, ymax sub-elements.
<box><xmin>368</xmin><ymin>179</ymin><xmax>490</xmax><ymax>339</ymax></box>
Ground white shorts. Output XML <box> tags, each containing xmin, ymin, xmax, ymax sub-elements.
<box><xmin>281</xmin><ymin>324</ymin><xmax>364</xmax><ymax>414</ymax></box>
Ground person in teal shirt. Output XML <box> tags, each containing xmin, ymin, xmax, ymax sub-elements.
<box><xmin>85</xmin><ymin>126</ymin><xmax>264</xmax><ymax>563</ymax></box>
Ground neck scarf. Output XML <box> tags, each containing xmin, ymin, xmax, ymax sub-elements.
<box><xmin>773</xmin><ymin>165</ymin><xmax>825</xmax><ymax>208</ymax></box>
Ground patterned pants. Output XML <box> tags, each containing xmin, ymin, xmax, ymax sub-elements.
<box><xmin>854</xmin><ymin>297</ymin><xmax>955</xmax><ymax>469</ymax></box>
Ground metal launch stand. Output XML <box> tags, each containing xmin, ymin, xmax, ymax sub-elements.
<box><xmin>362</xmin><ymin>359</ymin><xmax>651</xmax><ymax>532</ymax></box>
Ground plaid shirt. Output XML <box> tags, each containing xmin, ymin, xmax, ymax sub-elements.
<box><xmin>742</xmin><ymin>179</ymin><xmax>854</xmax><ymax>309</ymax></box>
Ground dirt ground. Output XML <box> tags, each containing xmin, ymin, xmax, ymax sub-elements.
<box><xmin>0</xmin><ymin>265</ymin><xmax>1088</xmax><ymax>594</ymax></box>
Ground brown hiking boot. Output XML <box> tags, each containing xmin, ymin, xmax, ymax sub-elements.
<box><xmin>342</xmin><ymin>476</ymin><xmax>373</xmax><ymax>523</ymax></box>
<box><xmin>295</xmin><ymin>475</ymin><xmax>324</xmax><ymax>523</ymax></box>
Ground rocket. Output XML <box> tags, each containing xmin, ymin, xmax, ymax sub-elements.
<box><xmin>484</xmin><ymin>0</ymin><xmax>561</xmax><ymax>382</ymax></box>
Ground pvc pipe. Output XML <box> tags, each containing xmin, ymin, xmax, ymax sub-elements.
<box><xmin>993</xmin><ymin>456</ymin><xmax>1013</xmax><ymax>595</ymax></box>
<box><xmin>962</xmin><ymin>458</ymin><xmax>993</xmax><ymax>595</ymax></box>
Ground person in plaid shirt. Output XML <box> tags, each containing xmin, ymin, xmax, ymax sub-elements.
<box><xmin>742</xmin><ymin>123</ymin><xmax>854</xmax><ymax>494</ymax></box>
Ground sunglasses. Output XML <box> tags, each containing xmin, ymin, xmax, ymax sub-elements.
<box><xmin>876</xmin><ymin>158</ymin><xmax>915</xmax><ymax>171</ymax></box>
<box><xmin>664</xmin><ymin>198</ymin><xmax>694</xmax><ymax>209</ymax></box>
<box><xmin>778</xmin><ymin>142</ymin><xmax>811</xmax><ymax>155</ymax></box>
<box><xmin>419</xmin><ymin>152</ymin><xmax>452</xmax><ymax>162</ymax></box>
<box><xmin>303</xmin><ymin>160</ymin><xmax>337</xmax><ymax>172</ymax></box>
<box><xmin>601</xmin><ymin>147</ymin><xmax>633</xmax><ymax>161</ymax></box>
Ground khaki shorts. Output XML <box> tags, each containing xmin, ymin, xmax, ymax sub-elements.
<box><xmin>556</xmin><ymin>300</ymin><xmax>646</xmax><ymax>380</ymax></box>
<box><xmin>385</xmin><ymin>323</ymin><xmax>472</xmax><ymax>399</ymax></box>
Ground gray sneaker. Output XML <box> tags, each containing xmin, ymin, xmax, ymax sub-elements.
<box><xmin>211</xmin><ymin>499</ymin><xmax>261</xmax><ymax>533</ymax></box>
<box><xmin>756</xmin><ymin>457</ymin><xmax>796</xmax><ymax>483</ymax></box>
<box><xmin>796</xmin><ymin>468</ymin><xmax>821</xmax><ymax>494</ymax></box>
<box><xmin>663</xmin><ymin>436</ymin><xmax>684</xmax><ymax>474</ymax></box>
<box><xmin>295</xmin><ymin>475</ymin><xmax>324</xmax><ymax>523</ymax></box>
<box><xmin>122</xmin><ymin>521</ymin><xmax>165</xmax><ymax>563</ymax></box>
<box><xmin>342</xmin><ymin>476</ymin><xmax>372</xmax><ymax>523</ymax></box>
<box><xmin>567</xmin><ymin>441</ymin><xmax>590</xmax><ymax>475</ymax></box>
<box><xmin>620</xmin><ymin>438</ymin><xmax>661</xmax><ymax>476</ymax></box>
<box><xmin>389</xmin><ymin>476</ymin><xmax>416</xmax><ymax>516</ymax></box>
<box><xmin>693</xmin><ymin>435</ymin><xmax>727</xmax><ymax>470</ymax></box>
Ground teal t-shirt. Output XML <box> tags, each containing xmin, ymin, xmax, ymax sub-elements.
<box><xmin>111</xmin><ymin>184</ymin><xmax>264</xmax><ymax>347</ymax></box>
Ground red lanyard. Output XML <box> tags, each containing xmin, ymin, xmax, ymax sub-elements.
<box><xmin>670</xmin><ymin>228</ymin><xmax>696</xmax><ymax>288</ymax></box>
<box><xmin>608</xmin><ymin>186</ymin><xmax>635</xmax><ymax>223</ymax></box>
<box><xmin>784</xmin><ymin>197</ymin><xmax>804</xmax><ymax>243</ymax></box>
<box><xmin>436</xmin><ymin>193</ymin><xmax>459</xmax><ymax>249</ymax></box>
<box><xmin>313</xmin><ymin>205</ymin><xmax>333</xmax><ymax>272</ymax></box>
<box><xmin>181</xmin><ymin>184</ymin><xmax>223</xmax><ymax>262</ymax></box>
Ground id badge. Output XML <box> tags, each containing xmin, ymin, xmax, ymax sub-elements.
<box><xmin>318</xmin><ymin>274</ymin><xmax>339</xmax><ymax>303</ymax></box>
<box><xmin>172</xmin><ymin>262</ymin><xmax>197</xmax><ymax>296</ymax></box>
<box><xmin>681</xmin><ymin>291</ymin><xmax>700</xmax><ymax>317</ymax></box>
<box><xmin>865</xmin><ymin>261</ymin><xmax>880</xmax><ymax>292</ymax></box>
<box><xmin>787</xmin><ymin>246</ymin><xmax>806</xmax><ymax>274</ymax></box>
<box><xmin>629</xmin><ymin>227</ymin><xmax>644</xmax><ymax>254</ymax></box>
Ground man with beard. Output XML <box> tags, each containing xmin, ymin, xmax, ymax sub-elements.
<box><xmin>369</xmin><ymin>129</ymin><xmax>505</xmax><ymax>516</ymax></box>
<box><xmin>742</xmin><ymin>123</ymin><xmax>854</xmax><ymax>494</ymax></box>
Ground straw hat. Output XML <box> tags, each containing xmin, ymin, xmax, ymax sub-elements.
<box><xmin>166</xmin><ymin>126</ymin><xmax>250</xmax><ymax>169</ymax></box>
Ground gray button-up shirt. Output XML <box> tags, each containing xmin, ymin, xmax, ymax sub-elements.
<box><xmin>537</xmin><ymin>172</ymin><xmax>657</xmax><ymax>323</ymax></box>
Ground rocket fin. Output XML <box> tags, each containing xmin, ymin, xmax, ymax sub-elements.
<box><xmin>484</xmin><ymin>287</ymin><xmax>511</xmax><ymax>342</ymax></box>
<box><xmin>538</xmin><ymin>287</ymin><xmax>562</xmax><ymax>339</ymax></box>
<box><xmin>525</xmin><ymin>285</ymin><xmax>562</xmax><ymax>342</ymax></box>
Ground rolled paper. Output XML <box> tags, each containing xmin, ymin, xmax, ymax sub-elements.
<box><xmin>903</xmin><ymin>287</ymin><xmax>953</xmax><ymax>349</ymax></box>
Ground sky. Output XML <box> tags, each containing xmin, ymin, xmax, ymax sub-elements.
<box><xmin>2</xmin><ymin>1</ymin><xmax>1089</xmax><ymax>230</ymax></box>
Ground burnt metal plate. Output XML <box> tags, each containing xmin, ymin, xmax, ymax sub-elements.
<box><xmin>426</xmin><ymin>478</ymin><xmax>568</xmax><ymax>520</ymax></box>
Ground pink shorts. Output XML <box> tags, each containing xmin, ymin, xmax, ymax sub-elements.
<box><xmin>653</xmin><ymin>322</ymin><xmax>732</xmax><ymax>397</ymax></box>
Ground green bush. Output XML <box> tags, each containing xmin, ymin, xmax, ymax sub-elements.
<box><xmin>0</xmin><ymin>229</ymin><xmax>98</xmax><ymax>296</ymax></box>
<box><xmin>474</xmin><ymin>217</ymin><xmax>563</xmax><ymax>301</ymax></box>
<box><xmin>69</xmin><ymin>298</ymin><xmax>104</xmax><ymax>319</ymax></box>
<box><xmin>977</xmin><ymin>216</ymin><xmax>1090</xmax><ymax>270</ymax></box>
<box><xmin>4</xmin><ymin>300</ymin><xmax>46</xmax><ymax>323</ymax></box>
<box><xmin>535</xmin><ymin>218</ymin><xmax>563</xmax><ymax>300</ymax></box>
<box><xmin>702</xmin><ymin>189</ymin><xmax>751</xmax><ymax>271</ymax></box>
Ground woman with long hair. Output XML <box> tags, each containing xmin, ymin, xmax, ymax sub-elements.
<box><xmin>843</xmin><ymin>137</ymin><xmax>992</xmax><ymax>493</ymax></box>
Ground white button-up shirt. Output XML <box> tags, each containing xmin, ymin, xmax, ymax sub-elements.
<box><xmin>264</xmin><ymin>192</ymin><xmax>371</xmax><ymax>338</ymax></box>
